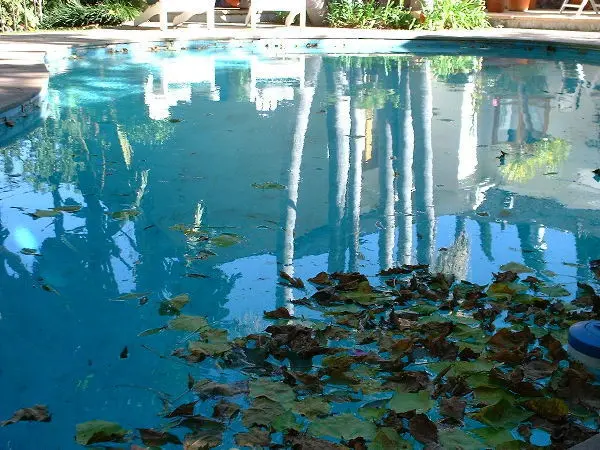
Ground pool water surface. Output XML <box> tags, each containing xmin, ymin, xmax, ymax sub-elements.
<box><xmin>1</xmin><ymin>44</ymin><xmax>600</xmax><ymax>448</ymax></box>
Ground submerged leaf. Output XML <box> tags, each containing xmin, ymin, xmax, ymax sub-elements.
<box><xmin>75</xmin><ymin>420</ymin><xmax>127</xmax><ymax>445</ymax></box>
<box><xmin>293</xmin><ymin>397</ymin><xmax>331</xmax><ymax>419</ymax></box>
<box><xmin>27</xmin><ymin>209</ymin><xmax>59</xmax><ymax>219</ymax></box>
<box><xmin>499</xmin><ymin>262</ymin><xmax>533</xmax><ymax>273</ymax></box>
<box><xmin>539</xmin><ymin>284</ymin><xmax>570</xmax><ymax>297</ymax></box>
<box><xmin>211</xmin><ymin>233</ymin><xmax>242</xmax><ymax>248</ymax></box>
<box><xmin>409</xmin><ymin>413</ymin><xmax>438</xmax><ymax>444</ymax></box>
<box><xmin>108</xmin><ymin>209</ymin><xmax>140</xmax><ymax>220</ymax></box>
<box><xmin>252</xmin><ymin>181</ymin><xmax>286</xmax><ymax>190</ymax></box>
<box><xmin>243</xmin><ymin>397</ymin><xmax>286</xmax><ymax>428</ymax></box>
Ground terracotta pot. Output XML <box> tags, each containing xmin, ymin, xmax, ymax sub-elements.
<box><xmin>486</xmin><ymin>0</ymin><xmax>505</xmax><ymax>12</ymax></box>
<box><xmin>507</xmin><ymin>0</ymin><xmax>530</xmax><ymax>11</ymax></box>
<box><xmin>529</xmin><ymin>0</ymin><xmax>537</xmax><ymax>8</ymax></box>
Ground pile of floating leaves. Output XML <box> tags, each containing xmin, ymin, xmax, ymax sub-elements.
<box><xmin>5</xmin><ymin>262</ymin><xmax>600</xmax><ymax>449</ymax></box>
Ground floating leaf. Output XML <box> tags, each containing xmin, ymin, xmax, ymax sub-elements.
<box><xmin>523</xmin><ymin>398</ymin><xmax>568</xmax><ymax>422</ymax></box>
<box><xmin>53</xmin><ymin>205</ymin><xmax>81</xmax><ymax>213</ymax></box>
<box><xmin>1</xmin><ymin>405</ymin><xmax>51</xmax><ymax>426</ymax></box>
<box><xmin>272</xmin><ymin>409</ymin><xmax>302</xmax><ymax>432</ymax></box>
<box><xmin>168</xmin><ymin>315</ymin><xmax>210</xmax><ymax>332</ymax></box>
<box><xmin>235</xmin><ymin>427</ymin><xmax>270</xmax><ymax>447</ymax></box>
<box><xmin>166</xmin><ymin>401</ymin><xmax>196</xmax><ymax>418</ymax></box>
<box><xmin>308</xmin><ymin>413</ymin><xmax>377</xmax><ymax>441</ymax></box>
<box><xmin>252</xmin><ymin>182</ymin><xmax>286</xmax><ymax>190</ymax></box>
<box><xmin>212</xmin><ymin>401</ymin><xmax>240</xmax><ymax>421</ymax></box>
<box><xmin>139</xmin><ymin>428</ymin><xmax>181</xmax><ymax>446</ymax></box>
<box><xmin>499</xmin><ymin>262</ymin><xmax>534</xmax><ymax>273</ymax></box>
<box><xmin>243</xmin><ymin>397</ymin><xmax>286</xmax><ymax>428</ymax></box>
<box><xmin>183</xmin><ymin>429</ymin><xmax>223</xmax><ymax>449</ymax></box>
<box><xmin>211</xmin><ymin>233</ymin><xmax>242</xmax><ymax>248</ymax></box>
<box><xmin>27</xmin><ymin>209</ymin><xmax>59</xmax><ymax>219</ymax></box>
<box><xmin>159</xmin><ymin>293</ymin><xmax>190</xmax><ymax>315</ymax></box>
<box><xmin>371</xmin><ymin>427</ymin><xmax>412</xmax><ymax>450</ymax></box>
<box><xmin>293</xmin><ymin>397</ymin><xmax>330</xmax><ymax>419</ymax></box>
<box><xmin>472</xmin><ymin>427</ymin><xmax>516</xmax><ymax>447</ymax></box>
<box><xmin>388</xmin><ymin>389</ymin><xmax>434</xmax><ymax>414</ymax></box>
<box><xmin>138</xmin><ymin>326</ymin><xmax>166</xmax><ymax>337</ymax></box>
<box><xmin>75</xmin><ymin>420</ymin><xmax>127</xmax><ymax>445</ymax></box>
<box><xmin>473</xmin><ymin>398</ymin><xmax>532</xmax><ymax>428</ymax></box>
<box><xmin>249</xmin><ymin>378</ymin><xmax>295</xmax><ymax>407</ymax></box>
<box><xmin>188</xmin><ymin>331</ymin><xmax>231</xmax><ymax>358</ymax></box>
<box><xmin>264</xmin><ymin>307</ymin><xmax>292</xmax><ymax>319</ymax></box>
<box><xmin>438</xmin><ymin>429</ymin><xmax>484</xmax><ymax>450</ymax></box>
<box><xmin>409</xmin><ymin>413</ymin><xmax>438</xmax><ymax>444</ymax></box>
<box><xmin>539</xmin><ymin>284</ymin><xmax>570</xmax><ymax>297</ymax></box>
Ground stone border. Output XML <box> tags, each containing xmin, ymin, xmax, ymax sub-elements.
<box><xmin>1</xmin><ymin>26</ymin><xmax>600</xmax><ymax>119</ymax></box>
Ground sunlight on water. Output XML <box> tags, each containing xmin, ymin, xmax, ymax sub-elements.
<box><xmin>0</xmin><ymin>45</ymin><xmax>599</xmax><ymax>448</ymax></box>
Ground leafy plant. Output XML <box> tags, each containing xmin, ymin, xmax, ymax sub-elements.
<box><xmin>0</xmin><ymin>0</ymin><xmax>42</xmax><ymax>31</ymax></box>
<box><xmin>420</xmin><ymin>0</ymin><xmax>489</xmax><ymax>30</ymax></box>
<box><xmin>40</xmin><ymin>0</ymin><xmax>141</xmax><ymax>29</ymax></box>
<box><xmin>327</xmin><ymin>0</ymin><xmax>416</xmax><ymax>30</ymax></box>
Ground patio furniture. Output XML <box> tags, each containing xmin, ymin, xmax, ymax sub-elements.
<box><xmin>244</xmin><ymin>0</ymin><xmax>306</xmax><ymax>27</ymax></box>
<box><xmin>559</xmin><ymin>0</ymin><xmax>599</xmax><ymax>15</ymax></box>
<box><xmin>134</xmin><ymin>0</ymin><xmax>216</xmax><ymax>31</ymax></box>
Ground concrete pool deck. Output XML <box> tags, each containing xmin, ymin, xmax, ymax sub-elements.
<box><xmin>0</xmin><ymin>24</ymin><xmax>599</xmax><ymax>118</ymax></box>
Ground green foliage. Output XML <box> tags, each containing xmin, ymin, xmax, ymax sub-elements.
<box><xmin>420</xmin><ymin>0</ymin><xmax>490</xmax><ymax>30</ymax></box>
<box><xmin>0</xmin><ymin>0</ymin><xmax>42</xmax><ymax>31</ymax></box>
<box><xmin>327</xmin><ymin>0</ymin><xmax>416</xmax><ymax>30</ymax></box>
<box><xmin>41</xmin><ymin>0</ymin><xmax>141</xmax><ymax>29</ymax></box>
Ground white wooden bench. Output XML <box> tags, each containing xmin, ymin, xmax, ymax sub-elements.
<box><xmin>244</xmin><ymin>0</ymin><xmax>306</xmax><ymax>27</ymax></box>
<box><xmin>134</xmin><ymin>0</ymin><xmax>216</xmax><ymax>31</ymax></box>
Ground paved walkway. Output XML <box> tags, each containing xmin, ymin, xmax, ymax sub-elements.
<box><xmin>1</xmin><ymin>24</ymin><xmax>600</xmax><ymax>117</ymax></box>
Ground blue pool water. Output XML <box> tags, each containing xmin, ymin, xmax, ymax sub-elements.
<box><xmin>1</xmin><ymin>43</ymin><xmax>600</xmax><ymax>448</ymax></box>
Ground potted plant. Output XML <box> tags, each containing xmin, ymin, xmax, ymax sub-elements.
<box><xmin>507</xmin><ymin>0</ymin><xmax>530</xmax><ymax>11</ymax></box>
<box><xmin>486</xmin><ymin>0</ymin><xmax>505</xmax><ymax>12</ymax></box>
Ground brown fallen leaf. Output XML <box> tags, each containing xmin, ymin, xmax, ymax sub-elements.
<box><xmin>139</xmin><ymin>428</ymin><xmax>181</xmax><ymax>446</ymax></box>
<box><xmin>409</xmin><ymin>413</ymin><xmax>438</xmax><ymax>444</ymax></box>
<box><xmin>1</xmin><ymin>405</ymin><xmax>51</xmax><ymax>426</ymax></box>
<box><xmin>279</xmin><ymin>271</ymin><xmax>304</xmax><ymax>288</ymax></box>
<box><xmin>308</xmin><ymin>272</ymin><xmax>333</xmax><ymax>285</ymax></box>
<box><xmin>264</xmin><ymin>307</ymin><xmax>292</xmax><ymax>319</ymax></box>
<box><xmin>212</xmin><ymin>400</ymin><xmax>240</xmax><ymax>421</ymax></box>
<box><xmin>119</xmin><ymin>346</ymin><xmax>128</xmax><ymax>359</ymax></box>
<box><xmin>439</xmin><ymin>396</ymin><xmax>466</xmax><ymax>421</ymax></box>
<box><xmin>5</xmin><ymin>120</ymin><xmax>14</xmax><ymax>128</ymax></box>
<box><xmin>166</xmin><ymin>401</ymin><xmax>196</xmax><ymax>418</ymax></box>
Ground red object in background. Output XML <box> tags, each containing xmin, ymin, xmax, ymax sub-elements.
<box><xmin>223</xmin><ymin>0</ymin><xmax>240</xmax><ymax>6</ymax></box>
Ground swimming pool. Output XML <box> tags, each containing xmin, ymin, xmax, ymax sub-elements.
<box><xmin>1</xmin><ymin>41</ymin><xmax>600</xmax><ymax>448</ymax></box>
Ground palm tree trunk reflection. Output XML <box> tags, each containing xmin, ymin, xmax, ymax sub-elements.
<box><xmin>410</xmin><ymin>60</ymin><xmax>435</xmax><ymax>266</ymax></box>
<box><xmin>276</xmin><ymin>56</ymin><xmax>322</xmax><ymax>308</ymax></box>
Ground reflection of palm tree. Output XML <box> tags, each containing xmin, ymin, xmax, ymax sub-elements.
<box><xmin>378</xmin><ymin>106</ymin><xmax>396</xmax><ymax>271</ymax></box>
<box><xmin>276</xmin><ymin>56</ymin><xmax>322</xmax><ymax>308</ymax></box>
<box><xmin>392</xmin><ymin>61</ymin><xmax>414</xmax><ymax>266</ymax></box>
<box><xmin>435</xmin><ymin>229</ymin><xmax>470</xmax><ymax>280</ymax></box>
<box><xmin>326</xmin><ymin>61</ymin><xmax>351</xmax><ymax>272</ymax></box>
<box><xmin>410</xmin><ymin>60</ymin><xmax>435</xmax><ymax>266</ymax></box>
<box><xmin>348</xmin><ymin>69</ymin><xmax>366</xmax><ymax>272</ymax></box>
<box><xmin>517</xmin><ymin>223</ymin><xmax>546</xmax><ymax>273</ymax></box>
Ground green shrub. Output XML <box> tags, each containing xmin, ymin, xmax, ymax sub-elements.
<box><xmin>41</xmin><ymin>0</ymin><xmax>141</xmax><ymax>29</ymax></box>
<box><xmin>327</xmin><ymin>0</ymin><xmax>416</xmax><ymax>30</ymax></box>
<box><xmin>0</xmin><ymin>0</ymin><xmax>42</xmax><ymax>31</ymax></box>
<box><xmin>420</xmin><ymin>0</ymin><xmax>489</xmax><ymax>30</ymax></box>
